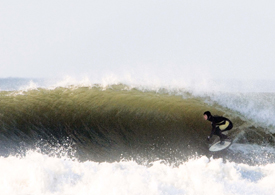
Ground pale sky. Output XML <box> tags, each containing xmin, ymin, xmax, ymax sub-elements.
<box><xmin>0</xmin><ymin>0</ymin><xmax>274</xmax><ymax>80</ymax></box>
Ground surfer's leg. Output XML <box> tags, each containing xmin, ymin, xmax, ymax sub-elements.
<box><xmin>214</xmin><ymin>127</ymin><xmax>227</xmax><ymax>144</ymax></box>
<box><xmin>214</xmin><ymin>127</ymin><xmax>226</xmax><ymax>140</ymax></box>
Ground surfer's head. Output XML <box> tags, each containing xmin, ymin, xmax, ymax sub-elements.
<box><xmin>203</xmin><ymin>111</ymin><xmax>212</xmax><ymax>120</ymax></box>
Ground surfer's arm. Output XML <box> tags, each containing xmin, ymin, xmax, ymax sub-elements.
<box><xmin>207</xmin><ymin>126</ymin><xmax>216</xmax><ymax>141</ymax></box>
<box><xmin>209</xmin><ymin>122</ymin><xmax>216</xmax><ymax>138</ymax></box>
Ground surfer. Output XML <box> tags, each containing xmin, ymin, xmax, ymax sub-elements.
<box><xmin>203</xmin><ymin>111</ymin><xmax>233</xmax><ymax>144</ymax></box>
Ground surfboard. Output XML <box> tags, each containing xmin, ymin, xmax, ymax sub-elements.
<box><xmin>209</xmin><ymin>139</ymin><xmax>232</xmax><ymax>152</ymax></box>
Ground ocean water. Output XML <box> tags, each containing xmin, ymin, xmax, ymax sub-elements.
<box><xmin>0</xmin><ymin>77</ymin><xmax>275</xmax><ymax>195</ymax></box>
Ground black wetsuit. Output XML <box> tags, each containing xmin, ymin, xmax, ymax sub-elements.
<box><xmin>208</xmin><ymin>115</ymin><xmax>233</xmax><ymax>141</ymax></box>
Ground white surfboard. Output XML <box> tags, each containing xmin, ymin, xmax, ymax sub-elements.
<box><xmin>209</xmin><ymin>139</ymin><xmax>232</xmax><ymax>152</ymax></box>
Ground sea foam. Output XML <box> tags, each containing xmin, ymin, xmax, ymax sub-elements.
<box><xmin>0</xmin><ymin>152</ymin><xmax>274</xmax><ymax>195</ymax></box>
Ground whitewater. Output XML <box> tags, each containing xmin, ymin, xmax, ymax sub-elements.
<box><xmin>1</xmin><ymin>152</ymin><xmax>275</xmax><ymax>195</ymax></box>
<box><xmin>0</xmin><ymin>77</ymin><xmax>275</xmax><ymax>195</ymax></box>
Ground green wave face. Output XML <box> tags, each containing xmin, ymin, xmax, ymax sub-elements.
<box><xmin>0</xmin><ymin>85</ymin><xmax>273</xmax><ymax>164</ymax></box>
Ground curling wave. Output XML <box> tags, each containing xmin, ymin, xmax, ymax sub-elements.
<box><xmin>0</xmin><ymin>84</ymin><xmax>274</xmax><ymax>165</ymax></box>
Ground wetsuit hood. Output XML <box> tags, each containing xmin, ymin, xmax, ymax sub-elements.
<box><xmin>204</xmin><ymin>111</ymin><xmax>213</xmax><ymax>121</ymax></box>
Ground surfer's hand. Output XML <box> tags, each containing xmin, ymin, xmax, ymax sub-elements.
<box><xmin>207</xmin><ymin>136</ymin><xmax>210</xmax><ymax>141</ymax></box>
